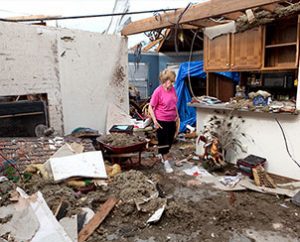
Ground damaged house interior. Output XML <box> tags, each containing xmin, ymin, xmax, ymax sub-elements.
<box><xmin>1</xmin><ymin>0</ymin><xmax>300</xmax><ymax>241</ymax></box>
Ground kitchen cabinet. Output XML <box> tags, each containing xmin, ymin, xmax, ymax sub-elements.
<box><xmin>263</xmin><ymin>16</ymin><xmax>299</xmax><ymax>70</ymax></box>
<box><xmin>204</xmin><ymin>26</ymin><xmax>262</xmax><ymax>71</ymax></box>
<box><xmin>204</xmin><ymin>34</ymin><xmax>230</xmax><ymax>71</ymax></box>
<box><xmin>231</xmin><ymin>27</ymin><xmax>263</xmax><ymax>70</ymax></box>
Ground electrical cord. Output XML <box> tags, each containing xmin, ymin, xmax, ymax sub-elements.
<box><xmin>275</xmin><ymin>118</ymin><xmax>300</xmax><ymax>168</ymax></box>
<box><xmin>187</xmin><ymin>28</ymin><xmax>198</xmax><ymax>98</ymax></box>
<box><xmin>174</xmin><ymin>3</ymin><xmax>192</xmax><ymax>53</ymax></box>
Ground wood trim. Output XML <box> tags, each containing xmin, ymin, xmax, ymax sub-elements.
<box><xmin>265</xmin><ymin>42</ymin><xmax>297</xmax><ymax>48</ymax></box>
<box><xmin>296</xmin><ymin>14</ymin><xmax>300</xmax><ymax>68</ymax></box>
<box><xmin>204</xmin><ymin>35</ymin><xmax>208</xmax><ymax>70</ymax></box>
<box><xmin>206</xmin><ymin>72</ymin><xmax>209</xmax><ymax>96</ymax></box>
<box><xmin>262</xmin><ymin>25</ymin><xmax>266</xmax><ymax>68</ymax></box>
<box><xmin>121</xmin><ymin>0</ymin><xmax>283</xmax><ymax>36</ymax></box>
<box><xmin>227</xmin><ymin>33</ymin><xmax>231</xmax><ymax>69</ymax></box>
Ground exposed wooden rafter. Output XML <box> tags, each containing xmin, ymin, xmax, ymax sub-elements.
<box><xmin>121</xmin><ymin>0</ymin><xmax>283</xmax><ymax>36</ymax></box>
<box><xmin>142</xmin><ymin>38</ymin><xmax>162</xmax><ymax>52</ymax></box>
<box><xmin>155</xmin><ymin>29</ymin><xmax>171</xmax><ymax>52</ymax></box>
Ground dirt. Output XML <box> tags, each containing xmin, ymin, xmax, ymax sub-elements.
<box><xmin>98</xmin><ymin>133</ymin><xmax>146</xmax><ymax>147</ymax></box>
<box><xmin>1</xmin><ymin>140</ymin><xmax>300</xmax><ymax>242</ymax></box>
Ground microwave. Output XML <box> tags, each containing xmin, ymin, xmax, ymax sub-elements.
<box><xmin>263</xmin><ymin>73</ymin><xmax>294</xmax><ymax>88</ymax></box>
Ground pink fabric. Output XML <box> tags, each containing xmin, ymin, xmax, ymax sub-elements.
<box><xmin>150</xmin><ymin>85</ymin><xmax>178</xmax><ymax>121</ymax></box>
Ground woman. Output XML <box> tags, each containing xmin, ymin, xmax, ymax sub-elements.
<box><xmin>148</xmin><ymin>69</ymin><xmax>179</xmax><ymax>172</ymax></box>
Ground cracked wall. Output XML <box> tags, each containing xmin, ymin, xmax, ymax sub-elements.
<box><xmin>0</xmin><ymin>22</ymin><xmax>128</xmax><ymax>135</ymax></box>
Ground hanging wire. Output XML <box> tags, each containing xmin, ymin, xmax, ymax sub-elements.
<box><xmin>275</xmin><ymin>118</ymin><xmax>300</xmax><ymax>168</ymax></box>
<box><xmin>0</xmin><ymin>8</ymin><xmax>178</xmax><ymax>22</ymax></box>
<box><xmin>186</xmin><ymin>28</ymin><xmax>199</xmax><ymax>98</ymax></box>
<box><xmin>174</xmin><ymin>3</ymin><xmax>192</xmax><ymax>53</ymax></box>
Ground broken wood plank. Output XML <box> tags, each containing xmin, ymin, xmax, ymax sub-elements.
<box><xmin>252</xmin><ymin>165</ymin><xmax>276</xmax><ymax>188</ymax></box>
<box><xmin>78</xmin><ymin>197</ymin><xmax>117</xmax><ymax>242</ymax></box>
<box><xmin>121</xmin><ymin>0</ymin><xmax>283</xmax><ymax>36</ymax></box>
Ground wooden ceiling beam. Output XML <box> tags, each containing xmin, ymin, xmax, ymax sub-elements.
<box><xmin>222</xmin><ymin>11</ymin><xmax>245</xmax><ymax>20</ymax></box>
<box><xmin>121</xmin><ymin>0</ymin><xmax>283</xmax><ymax>36</ymax></box>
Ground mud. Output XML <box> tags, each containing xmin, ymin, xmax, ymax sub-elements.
<box><xmin>98</xmin><ymin>133</ymin><xmax>146</xmax><ymax>147</ymax></box>
<box><xmin>1</xmin><ymin>141</ymin><xmax>300</xmax><ymax>242</ymax></box>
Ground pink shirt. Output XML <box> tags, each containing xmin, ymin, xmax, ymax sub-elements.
<box><xmin>150</xmin><ymin>85</ymin><xmax>178</xmax><ymax>121</ymax></box>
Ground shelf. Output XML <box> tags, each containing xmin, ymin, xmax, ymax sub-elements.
<box><xmin>265</xmin><ymin>42</ymin><xmax>297</xmax><ymax>48</ymax></box>
<box><xmin>247</xmin><ymin>86</ymin><xmax>295</xmax><ymax>90</ymax></box>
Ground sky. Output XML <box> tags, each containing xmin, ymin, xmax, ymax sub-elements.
<box><xmin>0</xmin><ymin>0</ymin><xmax>206</xmax><ymax>47</ymax></box>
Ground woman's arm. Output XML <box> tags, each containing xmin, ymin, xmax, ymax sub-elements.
<box><xmin>148</xmin><ymin>104</ymin><xmax>162</xmax><ymax>129</ymax></box>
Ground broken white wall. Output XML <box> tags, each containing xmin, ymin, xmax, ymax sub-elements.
<box><xmin>196</xmin><ymin>109</ymin><xmax>300</xmax><ymax>180</ymax></box>
<box><xmin>57</xmin><ymin>29</ymin><xmax>128</xmax><ymax>134</ymax></box>
<box><xmin>0</xmin><ymin>21</ymin><xmax>128</xmax><ymax>135</ymax></box>
<box><xmin>0</xmin><ymin>21</ymin><xmax>64</xmax><ymax>133</ymax></box>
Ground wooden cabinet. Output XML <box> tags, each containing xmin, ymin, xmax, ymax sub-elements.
<box><xmin>231</xmin><ymin>27</ymin><xmax>263</xmax><ymax>70</ymax></box>
<box><xmin>204</xmin><ymin>26</ymin><xmax>263</xmax><ymax>71</ymax></box>
<box><xmin>263</xmin><ymin>16</ymin><xmax>299</xmax><ymax>70</ymax></box>
<box><xmin>204</xmin><ymin>34</ymin><xmax>230</xmax><ymax>71</ymax></box>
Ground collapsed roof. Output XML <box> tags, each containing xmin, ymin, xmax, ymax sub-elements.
<box><xmin>122</xmin><ymin>0</ymin><xmax>300</xmax><ymax>42</ymax></box>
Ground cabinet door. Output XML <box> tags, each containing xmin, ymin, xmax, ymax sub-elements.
<box><xmin>231</xmin><ymin>26</ymin><xmax>262</xmax><ymax>70</ymax></box>
<box><xmin>204</xmin><ymin>34</ymin><xmax>230</xmax><ymax>71</ymax></box>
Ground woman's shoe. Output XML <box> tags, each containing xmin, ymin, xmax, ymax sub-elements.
<box><xmin>163</xmin><ymin>160</ymin><xmax>173</xmax><ymax>173</ymax></box>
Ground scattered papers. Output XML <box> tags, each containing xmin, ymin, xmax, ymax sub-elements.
<box><xmin>49</xmin><ymin>151</ymin><xmax>107</xmax><ymax>182</ymax></box>
<box><xmin>183</xmin><ymin>166</ymin><xmax>213</xmax><ymax>177</ymax></box>
<box><xmin>131</xmin><ymin>118</ymin><xmax>152</xmax><ymax>129</ymax></box>
<box><xmin>219</xmin><ymin>174</ymin><xmax>243</xmax><ymax>188</ymax></box>
<box><xmin>147</xmin><ymin>205</ymin><xmax>166</xmax><ymax>224</ymax></box>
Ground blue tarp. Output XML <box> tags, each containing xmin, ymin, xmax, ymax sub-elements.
<box><xmin>174</xmin><ymin>61</ymin><xmax>239</xmax><ymax>133</ymax></box>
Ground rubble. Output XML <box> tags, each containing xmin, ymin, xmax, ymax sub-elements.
<box><xmin>1</xmin><ymin>136</ymin><xmax>300</xmax><ymax>241</ymax></box>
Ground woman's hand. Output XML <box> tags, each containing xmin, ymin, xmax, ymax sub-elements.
<box><xmin>154</xmin><ymin>121</ymin><xmax>162</xmax><ymax>129</ymax></box>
